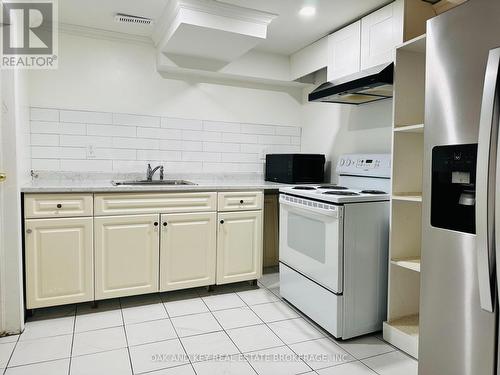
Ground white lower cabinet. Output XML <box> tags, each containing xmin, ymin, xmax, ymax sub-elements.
<box><xmin>25</xmin><ymin>217</ymin><xmax>93</xmax><ymax>309</ymax></box>
<box><xmin>94</xmin><ymin>214</ymin><xmax>160</xmax><ymax>299</ymax></box>
<box><xmin>217</xmin><ymin>210</ymin><xmax>263</xmax><ymax>284</ymax></box>
<box><xmin>160</xmin><ymin>212</ymin><xmax>216</xmax><ymax>291</ymax></box>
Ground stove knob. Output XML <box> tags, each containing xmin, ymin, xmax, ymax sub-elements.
<box><xmin>346</xmin><ymin>160</ymin><xmax>352</xmax><ymax>166</ymax></box>
<box><xmin>339</xmin><ymin>159</ymin><xmax>345</xmax><ymax>166</ymax></box>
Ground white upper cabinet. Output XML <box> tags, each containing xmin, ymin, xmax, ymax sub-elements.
<box><xmin>360</xmin><ymin>0</ymin><xmax>404</xmax><ymax>70</ymax></box>
<box><xmin>290</xmin><ymin>37</ymin><xmax>328</xmax><ymax>81</ymax></box>
<box><xmin>327</xmin><ymin>21</ymin><xmax>361</xmax><ymax>82</ymax></box>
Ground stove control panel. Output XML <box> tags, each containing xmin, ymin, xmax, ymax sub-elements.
<box><xmin>336</xmin><ymin>154</ymin><xmax>391</xmax><ymax>178</ymax></box>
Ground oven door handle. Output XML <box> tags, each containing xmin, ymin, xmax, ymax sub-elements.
<box><xmin>279</xmin><ymin>195</ymin><xmax>341</xmax><ymax>218</ymax></box>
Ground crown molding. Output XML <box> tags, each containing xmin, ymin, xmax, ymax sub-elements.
<box><xmin>58</xmin><ymin>23</ymin><xmax>154</xmax><ymax>45</ymax></box>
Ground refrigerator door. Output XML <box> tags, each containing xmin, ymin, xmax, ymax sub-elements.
<box><xmin>420</xmin><ymin>1</ymin><xmax>500</xmax><ymax>374</ymax></box>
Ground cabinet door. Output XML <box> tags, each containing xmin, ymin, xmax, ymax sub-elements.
<box><xmin>327</xmin><ymin>21</ymin><xmax>361</xmax><ymax>82</ymax></box>
<box><xmin>95</xmin><ymin>214</ymin><xmax>159</xmax><ymax>299</ymax></box>
<box><xmin>160</xmin><ymin>212</ymin><xmax>216</xmax><ymax>292</ymax></box>
<box><xmin>25</xmin><ymin>217</ymin><xmax>93</xmax><ymax>308</ymax></box>
<box><xmin>360</xmin><ymin>0</ymin><xmax>404</xmax><ymax>70</ymax></box>
<box><xmin>217</xmin><ymin>211</ymin><xmax>263</xmax><ymax>285</ymax></box>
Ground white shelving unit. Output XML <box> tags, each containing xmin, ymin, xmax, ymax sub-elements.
<box><xmin>383</xmin><ymin>34</ymin><xmax>426</xmax><ymax>359</ymax></box>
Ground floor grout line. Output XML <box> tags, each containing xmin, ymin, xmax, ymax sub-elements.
<box><xmin>119</xmin><ymin>298</ymin><xmax>135</xmax><ymax>375</ymax></box>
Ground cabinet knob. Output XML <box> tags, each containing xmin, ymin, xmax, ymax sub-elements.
<box><xmin>220</xmin><ymin>220</ymin><xmax>224</xmax><ymax>224</ymax></box>
<box><xmin>154</xmin><ymin>222</ymin><xmax>159</xmax><ymax>227</ymax></box>
<box><xmin>163</xmin><ymin>222</ymin><xmax>167</xmax><ymax>227</ymax></box>
<box><xmin>26</xmin><ymin>229</ymin><xmax>32</xmax><ymax>234</ymax></box>
<box><xmin>240</xmin><ymin>200</ymin><xmax>244</xmax><ymax>204</ymax></box>
<box><xmin>56</xmin><ymin>204</ymin><xmax>62</xmax><ymax>209</ymax></box>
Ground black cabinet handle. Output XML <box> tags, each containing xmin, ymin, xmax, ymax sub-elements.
<box><xmin>163</xmin><ymin>222</ymin><xmax>167</xmax><ymax>227</ymax></box>
<box><xmin>154</xmin><ymin>222</ymin><xmax>159</xmax><ymax>226</ymax></box>
<box><xmin>220</xmin><ymin>220</ymin><xmax>224</xmax><ymax>224</ymax></box>
<box><xmin>56</xmin><ymin>204</ymin><xmax>62</xmax><ymax>209</ymax></box>
<box><xmin>240</xmin><ymin>200</ymin><xmax>244</xmax><ymax>204</ymax></box>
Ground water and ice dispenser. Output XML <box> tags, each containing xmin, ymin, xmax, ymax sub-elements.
<box><xmin>431</xmin><ymin>144</ymin><xmax>478</xmax><ymax>234</ymax></box>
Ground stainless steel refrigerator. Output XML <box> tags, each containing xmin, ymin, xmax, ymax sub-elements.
<box><xmin>420</xmin><ymin>0</ymin><xmax>500</xmax><ymax>374</ymax></box>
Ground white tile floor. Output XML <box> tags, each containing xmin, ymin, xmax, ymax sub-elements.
<box><xmin>0</xmin><ymin>271</ymin><xmax>418</xmax><ymax>375</ymax></box>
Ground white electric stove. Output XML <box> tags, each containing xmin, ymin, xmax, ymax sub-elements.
<box><xmin>278</xmin><ymin>154</ymin><xmax>391</xmax><ymax>339</ymax></box>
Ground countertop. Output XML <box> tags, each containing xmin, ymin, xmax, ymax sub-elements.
<box><xmin>21</xmin><ymin>178</ymin><xmax>291</xmax><ymax>193</ymax></box>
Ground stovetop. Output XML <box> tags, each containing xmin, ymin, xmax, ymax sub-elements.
<box><xmin>279</xmin><ymin>185</ymin><xmax>390</xmax><ymax>204</ymax></box>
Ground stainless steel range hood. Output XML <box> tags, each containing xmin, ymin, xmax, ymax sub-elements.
<box><xmin>308</xmin><ymin>63</ymin><xmax>394</xmax><ymax>105</ymax></box>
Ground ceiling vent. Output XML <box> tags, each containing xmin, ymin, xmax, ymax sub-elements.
<box><xmin>114</xmin><ymin>13</ymin><xmax>153</xmax><ymax>26</ymax></box>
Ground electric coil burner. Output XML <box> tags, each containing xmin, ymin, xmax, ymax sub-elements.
<box><xmin>360</xmin><ymin>190</ymin><xmax>387</xmax><ymax>195</ymax></box>
<box><xmin>292</xmin><ymin>186</ymin><xmax>317</xmax><ymax>190</ymax></box>
<box><xmin>317</xmin><ymin>185</ymin><xmax>349</xmax><ymax>190</ymax></box>
<box><xmin>323</xmin><ymin>191</ymin><xmax>360</xmax><ymax>196</ymax></box>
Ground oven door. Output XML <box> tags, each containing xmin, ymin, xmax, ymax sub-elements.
<box><xmin>279</xmin><ymin>194</ymin><xmax>343</xmax><ymax>293</ymax></box>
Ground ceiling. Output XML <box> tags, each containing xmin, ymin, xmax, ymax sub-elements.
<box><xmin>59</xmin><ymin>0</ymin><xmax>393</xmax><ymax>55</ymax></box>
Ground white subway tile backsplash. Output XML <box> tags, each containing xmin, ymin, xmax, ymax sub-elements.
<box><xmin>31</xmin><ymin>121</ymin><xmax>60</xmax><ymax>134</ymax></box>
<box><xmin>159</xmin><ymin>140</ymin><xmax>183</xmax><ymax>151</ymax></box>
<box><xmin>60</xmin><ymin>135</ymin><xmax>112</xmax><ymax>148</ymax></box>
<box><xmin>137</xmin><ymin>150</ymin><xmax>182</xmax><ymax>162</ymax></box>
<box><xmin>30</xmin><ymin>108</ymin><xmax>302</xmax><ymax>173</ymax></box>
<box><xmin>32</xmin><ymin>159</ymin><xmax>60</xmax><ymax>170</ymax></box>
<box><xmin>203</xmin><ymin>142</ymin><xmax>240</xmax><ymax>153</ymax></box>
<box><xmin>60</xmin><ymin>147</ymin><xmax>87</xmax><ymax>159</ymax></box>
<box><xmin>258</xmin><ymin>135</ymin><xmax>291</xmax><ymax>145</ymax></box>
<box><xmin>60</xmin><ymin>159</ymin><xmax>113</xmax><ymax>172</ymax></box>
<box><xmin>203</xmin><ymin>121</ymin><xmax>240</xmax><ymax>133</ymax></box>
<box><xmin>88</xmin><ymin>124</ymin><xmax>136</xmax><ymax>137</ymax></box>
<box><xmin>222</xmin><ymin>133</ymin><xmax>258</xmax><ymax>144</ymax></box>
<box><xmin>32</xmin><ymin>146</ymin><xmax>60</xmax><ymax>159</ymax></box>
<box><xmin>30</xmin><ymin>108</ymin><xmax>59</xmax><ymax>122</ymax></box>
<box><xmin>31</xmin><ymin>134</ymin><xmax>59</xmax><ymax>146</ymax></box>
<box><xmin>113</xmin><ymin>113</ymin><xmax>160</xmax><ymax>128</ymax></box>
<box><xmin>93</xmin><ymin>148</ymin><xmax>137</xmax><ymax>160</ymax></box>
<box><xmin>275</xmin><ymin>126</ymin><xmax>301</xmax><ymax>136</ymax></box>
<box><xmin>60</xmin><ymin>110</ymin><xmax>112</xmax><ymax>124</ymax></box>
<box><xmin>162</xmin><ymin>118</ymin><xmax>203</xmax><ymax>131</ymax></box>
<box><xmin>137</xmin><ymin>127</ymin><xmax>182</xmax><ymax>140</ymax></box>
<box><xmin>113</xmin><ymin>137</ymin><xmax>159</xmax><ymax>150</ymax></box>
<box><xmin>60</xmin><ymin>123</ymin><xmax>87</xmax><ymax>135</ymax></box>
<box><xmin>182</xmin><ymin>151</ymin><xmax>221</xmax><ymax>162</ymax></box>
<box><xmin>240</xmin><ymin>124</ymin><xmax>275</xmax><ymax>135</ymax></box>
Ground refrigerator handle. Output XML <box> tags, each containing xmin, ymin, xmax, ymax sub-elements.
<box><xmin>477</xmin><ymin>47</ymin><xmax>500</xmax><ymax>313</ymax></box>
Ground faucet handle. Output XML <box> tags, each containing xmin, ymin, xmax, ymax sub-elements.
<box><xmin>160</xmin><ymin>165</ymin><xmax>164</xmax><ymax>180</ymax></box>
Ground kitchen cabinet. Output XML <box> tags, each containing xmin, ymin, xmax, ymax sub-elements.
<box><xmin>290</xmin><ymin>37</ymin><xmax>328</xmax><ymax>81</ymax></box>
<box><xmin>94</xmin><ymin>214</ymin><xmax>159</xmax><ymax>299</ymax></box>
<box><xmin>160</xmin><ymin>212</ymin><xmax>216</xmax><ymax>291</ymax></box>
<box><xmin>263</xmin><ymin>193</ymin><xmax>279</xmax><ymax>267</ymax></box>
<box><xmin>217</xmin><ymin>210</ymin><xmax>263</xmax><ymax>284</ymax></box>
<box><xmin>327</xmin><ymin>21</ymin><xmax>361</xmax><ymax>82</ymax></box>
<box><xmin>25</xmin><ymin>217</ymin><xmax>93</xmax><ymax>308</ymax></box>
<box><xmin>360</xmin><ymin>0</ymin><xmax>404</xmax><ymax>70</ymax></box>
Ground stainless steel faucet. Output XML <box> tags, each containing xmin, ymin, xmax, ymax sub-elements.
<box><xmin>146</xmin><ymin>164</ymin><xmax>164</xmax><ymax>181</ymax></box>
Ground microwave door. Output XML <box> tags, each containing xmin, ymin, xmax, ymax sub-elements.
<box><xmin>279</xmin><ymin>196</ymin><xmax>343</xmax><ymax>293</ymax></box>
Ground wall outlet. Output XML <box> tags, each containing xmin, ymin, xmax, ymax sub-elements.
<box><xmin>87</xmin><ymin>144</ymin><xmax>96</xmax><ymax>159</ymax></box>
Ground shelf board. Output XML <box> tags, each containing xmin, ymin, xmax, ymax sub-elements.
<box><xmin>393</xmin><ymin>124</ymin><xmax>424</xmax><ymax>133</ymax></box>
<box><xmin>392</xmin><ymin>193</ymin><xmax>422</xmax><ymax>202</ymax></box>
<box><xmin>397</xmin><ymin>34</ymin><xmax>426</xmax><ymax>54</ymax></box>
<box><xmin>383</xmin><ymin>315</ymin><xmax>419</xmax><ymax>358</ymax></box>
<box><xmin>391</xmin><ymin>257</ymin><xmax>421</xmax><ymax>272</ymax></box>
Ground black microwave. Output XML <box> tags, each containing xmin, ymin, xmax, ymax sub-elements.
<box><xmin>265</xmin><ymin>154</ymin><xmax>326</xmax><ymax>184</ymax></box>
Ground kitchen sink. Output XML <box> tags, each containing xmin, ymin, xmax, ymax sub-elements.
<box><xmin>111</xmin><ymin>179</ymin><xmax>196</xmax><ymax>186</ymax></box>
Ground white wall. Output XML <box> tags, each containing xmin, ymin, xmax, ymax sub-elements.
<box><xmin>28</xmin><ymin>33</ymin><xmax>302</xmax><ymax>126</ymax></box>
<box><xmin>300</xmin><ymin>91</ymin><xmax>393</xmax><ymax>181</ymax></box>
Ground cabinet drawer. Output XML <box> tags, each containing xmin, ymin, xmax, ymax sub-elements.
<box><xmin>94</xmin><ymin>192</ymin><xmax>217</xmax><ymax>216</ymax></box>
<box><xmin>218</xmin><ymin>191</ymin><xmax>263</xmax><ymax>212</ymax></box>
<box><xmin>25</xmin><ymin>194</ymin><xmax>93</xmax><ymax>219</ymax></box>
